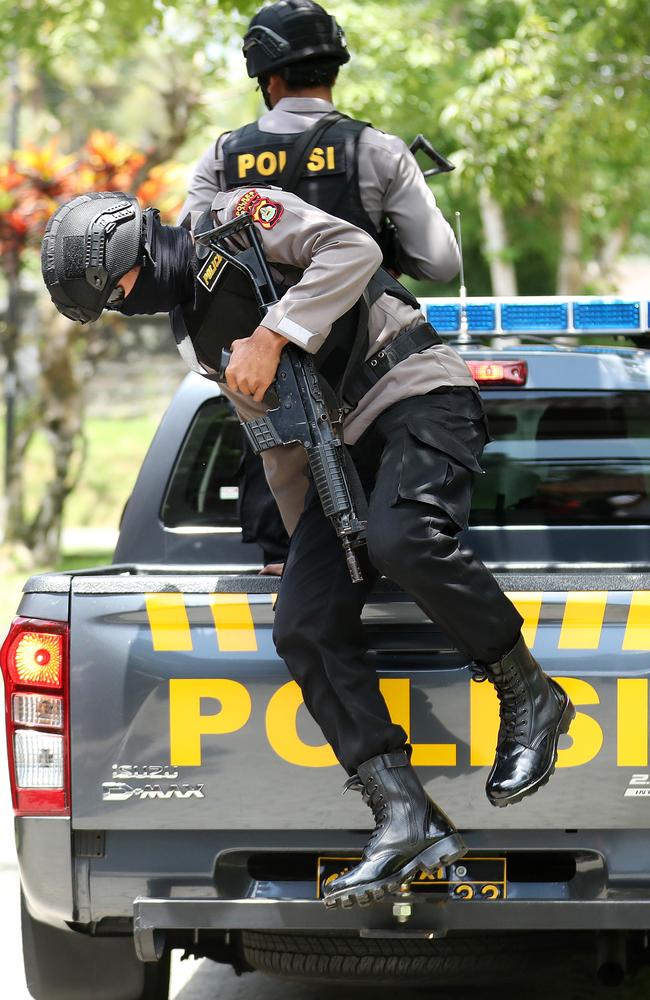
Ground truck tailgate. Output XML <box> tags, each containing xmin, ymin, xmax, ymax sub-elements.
<box><xmin>69</xmin><ymin>572</ymin><xmax>650</xmax><ymax>831</ymax></box>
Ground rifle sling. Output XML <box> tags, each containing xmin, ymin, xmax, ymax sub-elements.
<box><xmin>279</xmin><ymin>111</ymin><xmax>346</xmax><ymax>193</ymax></box>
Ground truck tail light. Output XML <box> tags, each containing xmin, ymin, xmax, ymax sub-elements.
<box><xmin>0</xmin><ymin>618</ymin><xmax>70</xmax><ymax>816</ymax></box>
<box><xmin>467</xmin><ymin>360</ymin><xmax>528</xmax><ymax>386</ymax></box>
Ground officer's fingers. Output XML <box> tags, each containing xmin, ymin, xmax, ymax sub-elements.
<box><xmin>228</xmin><ymin>364</ymin><xmax>252</xmax><ymax>396</ymax></box>
<box><xmin>225</xmin><ymin>366</ymin><xmax>239</xmax><ymax>394</ymax></box>
<box><xmin>237</xmin><ymin>374</ymin><xmax>255</xmax><ymax>397</ymax></box>
<box><xmin>259</xmin><ymin>562</ymin><xmax>284</xmax><ymax>577</ymax></box>
<box><xmin>253</xmin><ymin>382</ymin><xmax>267</xmax><ymax>403</ymax></box>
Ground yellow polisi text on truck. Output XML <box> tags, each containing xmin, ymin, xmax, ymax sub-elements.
<box><xmin>168</xmin><ymin>672</ymin><xmax>648</xmax><ymax>770</ymax></box>
<box><xmin>144</xmin><ymin>591</ymin><xmax>650</xmax><ymax>770</ymax></box>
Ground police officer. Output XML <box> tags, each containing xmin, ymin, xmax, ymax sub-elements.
<box><xmin>181</xmin><ymin>0</ymin><xmax>461</xmax><ymax>569</ymax></box>
<box><xmin>182</xmin><ymin>0</ymin><xmax>459</xmax><ymax>282</ymax></box>
<box><xmin>41</xmin><ymin>189</ymin><xmax>575</xmax><ymax>909</ymax></box>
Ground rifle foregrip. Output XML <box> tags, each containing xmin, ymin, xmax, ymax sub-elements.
<box><xmin>308</xmin><ymin>442</ymin><xmax>351</xmax><ymax>517</ymax></box>
<box><xmin>242</xmin><ymin>416</ymin><xmax>283</xmax><ymax>453</ymax></box>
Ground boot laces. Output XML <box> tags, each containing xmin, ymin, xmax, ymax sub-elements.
<box><xmin>343</xmin><ymin>774</ymin><xmax>388</xmax><ymax>849</ymax></box>
<box><xmin>470</xmin><ymin>662</ymin><xmax>528</xmax><ymax>741</ymax></box>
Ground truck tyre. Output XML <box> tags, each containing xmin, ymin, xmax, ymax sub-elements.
<box><xmin>241</xmin><ymin>929</ymin><xmax>592</xmax><ymax>986</ymax></box>
<box><xmin>21</xmin><ymin>892</ymin><xmax>170</xmax><ymax>1000</ymax></box>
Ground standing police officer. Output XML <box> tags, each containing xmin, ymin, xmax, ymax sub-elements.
<box><xmin>42</xmin><ymin>188</ymin><xmax>575</xmax><ymax>909</ymax></box>
<box><xmin>181</xmin><ymin>0</ymin><xmax>461</xmax><ymax>569</ymax></box>
<box><xmin>181</xmin><ymin>0</ymin><xmax>459</xmax><ymax>284</ymax></box>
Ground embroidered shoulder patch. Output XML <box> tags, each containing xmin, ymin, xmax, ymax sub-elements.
<box><xmin>235</xmin><ymin>189</ymin><xmax>284</xmax><ymax>230</ymax></box>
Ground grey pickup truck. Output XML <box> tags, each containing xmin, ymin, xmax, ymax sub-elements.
<box><xmin>3</xmin><ymin>295</ymin><xmax>650</xmax><ymax>1000</ymax></box>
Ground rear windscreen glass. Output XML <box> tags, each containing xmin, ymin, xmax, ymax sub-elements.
<box><xmin>473</xmin><ymin>392</ymin><xmax>650</xmax><ymax>526</ymax></box>
<box><xmin>163</xmin><ymin>391</ymin><xmax>650</xmax><ymax>530</ymax></box>
<box><xmin>162</xmin><ymin>398</ymin><xmax>243</xmax><ymax>528</ymax></box>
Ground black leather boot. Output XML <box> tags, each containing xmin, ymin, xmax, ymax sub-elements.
<box><xmin>471</xmin><ymin>633</ymin><xmax>575</xmax><ymax>807</ymax></box>
<box><xmin>322</xmin><ymin>749</ymin><xmax>467</xmax><ymax>908</ymax></box>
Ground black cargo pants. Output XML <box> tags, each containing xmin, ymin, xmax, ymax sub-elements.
<box><xmin>273</xmin><ymin>387</ymin><xmax>524</xmax><ymax>774</ymax></box>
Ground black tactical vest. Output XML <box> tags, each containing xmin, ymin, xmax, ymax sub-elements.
<box><xmin>221</xmin><ymin>116</ymin><xmax>379</xmax><ymax>240</ymax></box>
<box><xmin>170</xmin><ymin>217</ymin><xmax>419</xmax><ymax>404</ymax></box>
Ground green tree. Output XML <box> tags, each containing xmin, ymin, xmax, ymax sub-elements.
<box><xmin>440</xmin><ymin>0</ymin><xmax>650</xmax><ymax>292</ymax></box>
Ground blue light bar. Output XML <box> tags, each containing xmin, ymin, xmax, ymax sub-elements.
<box><xmin>573</xmin><ymin>301</ymin><xmax>640</xmax><ymax>330</ymax></box>
<box><xmin>501</xmin><ymin>303</ymin><xmax>568</xmax><ymax>331</ymax></box>
<box><xmin>426</xmin><ymin>304</ymin><xmax>459</xmax><ymax>331</ymax></box>
<box><xmin>419</xmin><ymin>296</ymin><xmax>648</xmax><ymax>338</ymax></box>
<box><xmin>466</xmin><ymin>303</ymin><xmax>496</xmax><ymax>331</ymax></box>
<box><xmin>427</xmin><ymin>303</ymin><xmax>498</xmax><ymax>332</ymax></box>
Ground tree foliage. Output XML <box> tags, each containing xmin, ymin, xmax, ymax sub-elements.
<box><xmin>0</xmin><ymin>130</ymin><xmax>185</xmax><ymax>560</ymax></box>
<box><xmin>4</xmin><ymin>0</ymin><xmax>647</xmax><ymax>291</ymax></box>
<box><xmin>335</xmin><ymin>0</ymin><xmax>649</xmax><ymax>291</ymax></box>
<box><xmin>0</xmin><ymin>0</ymin><xmax>256</xmax><ymax>65</ymax></box>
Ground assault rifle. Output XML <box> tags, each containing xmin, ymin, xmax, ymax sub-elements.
<box><xmin>194</xmin><ymin>214</ymin><xmax>368</xmax><ymax>583</ymax></box>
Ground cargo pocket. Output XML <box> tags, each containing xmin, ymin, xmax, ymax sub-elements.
<box><xmin>393</xmin><ymin>416</ymin><xmax>484</xmax><ymax>530</ymax></box>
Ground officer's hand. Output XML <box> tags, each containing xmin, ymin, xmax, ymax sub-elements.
<box><xmin>259</xmin><ymin>562</ymin><xmax>285</xmax><ymax>577</ymax></box>
<box><xmin>225</xmin><ymin>326</ymin><xmax>288</xmax><ymax>402</ymax></box>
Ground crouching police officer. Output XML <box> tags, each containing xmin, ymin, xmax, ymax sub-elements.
<box><xmin>41</xmin><ymin>188</ymin><xmax>575</xmax><ymax>908</ymax></box>
<box><xmin>182</xmin><ymin>0</ymin><xmax>461</xmax><ymax>571</ymax></box>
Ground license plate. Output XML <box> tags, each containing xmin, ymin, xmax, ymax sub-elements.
<box><xmin>316</xmin><ymin>854</ymin><xmax>507</xmax><ymax>900</ymax></box>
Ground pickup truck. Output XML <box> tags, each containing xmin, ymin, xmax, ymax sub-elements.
<box><xmin>3</xmin><ymin>295</ymin><xmax>650</xmax><ymax>1000</ymax></box>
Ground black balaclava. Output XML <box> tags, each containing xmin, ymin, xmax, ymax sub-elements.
<box><xmin>118</xmin><ymin>216</ymin><xmax>195</xmax><ymax>316</ymax></box>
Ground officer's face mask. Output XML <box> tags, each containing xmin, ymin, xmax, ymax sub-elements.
<box><xmin>116</xmin><ymin>216</ymin><xmax>194</xmax><ymax>316</ymax></box>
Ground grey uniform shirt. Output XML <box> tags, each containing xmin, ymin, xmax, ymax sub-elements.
<box><xmin>203</xmin><ymin>186</ymin><xmax>477</xmax><ymax>532</ymax></box>
<box><xmin>179</xmin><ymin>97</ymin><xmax>461</xmax><ymax>282</ymax></box>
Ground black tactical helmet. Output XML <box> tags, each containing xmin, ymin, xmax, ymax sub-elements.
<box><xmin>243</xmin><ymin>0</ymin><xmax>350</xmax><ymax>79</ymax></box>
<box><xmin>41</xmin><ymin>191</ymin><xmax>145</xmax><ymax>324</ymax></box>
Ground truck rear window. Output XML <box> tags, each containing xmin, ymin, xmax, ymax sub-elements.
<box><xmin>471</xmin><ymin>391</ymin><xmax>650</xmax><ymax>526</ymax></box>
<box><xmin>162</xmin><ymin>391</ymin><xmax>650</xmax><ymax>531</ymax></box>
<box><xmin>162</xmin><ymin>398</ymin><xmax>243</xmax><ymax>528</ymax></box>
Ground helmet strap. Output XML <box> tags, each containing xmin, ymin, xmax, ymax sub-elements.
<box><xmin>258</xmin><ymin>75</ymin><xmax>274</xmax><ymax>110</ymax></box>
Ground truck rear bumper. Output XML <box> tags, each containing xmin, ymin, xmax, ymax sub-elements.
<box><xmin>133</xmin><ymin>894</ymin><xmax>650</xmax><ymax>963</ymax></box>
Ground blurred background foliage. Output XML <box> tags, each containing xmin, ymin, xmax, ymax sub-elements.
<box><xmin>3</xmin><ymin>0</ymin><xmax>649</xmax><ymax>293</ymax></box>
<box><xmin>0</xmin><ymin>0</ymin><xmax>648</xmax><ymax>576</ymax></box>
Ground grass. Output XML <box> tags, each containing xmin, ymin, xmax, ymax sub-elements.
<box><xmin>21</xmin><ymin>415</ymin><xmax>160</xmax><ymax>530</ymax></box>
<box><xmin>0</xmin><ymin>411</ymin><xmax>161</xmax><ymax>635</ymax></box>
<box><xmin>0</xmin><ymin>551</ymin><xmax>114</xmax><ymax>637</ymax></box>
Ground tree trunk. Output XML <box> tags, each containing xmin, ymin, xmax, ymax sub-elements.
<box><xmin>556</xmin><ymin>203</ymin><xmax>583</xmax><ymax>294</ymax></box>
<box><xmin>1</xmin><ymin>52</ymin><xmax>23</xmax><ymax>544</ymax></box>
<box><xmin>129</xmin><ymin>68</ymin><xmax>201</xmax><ymax>189</ymax></box>
<box><xmin>29</xmin><ymin>417</ymin><xmax>81</xmax><ymax>565</ymax></box>
<box><xmin>1</xmin><ymin>252</ymin><xmax>27</xmax><ymax>544</ymax></box>
<box><xmin>597</xmin><ymin>220</ymin><xmax>631</xmax><ymax>288</ymax></box>
<box><xmin>478</xmin><ymin>185</ymin><xmax>518</xmax><ymax>296</ymax></box>
<box><xmin>27</xmin><ymin>308</ymin><xmax>85</xmax><ymax>565</ymax></box>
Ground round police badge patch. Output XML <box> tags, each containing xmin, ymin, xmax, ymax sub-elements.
<box><xmin>235</xmin><ymin>189</ymin><xmax>284</xmax><ymax>230</ymax></box>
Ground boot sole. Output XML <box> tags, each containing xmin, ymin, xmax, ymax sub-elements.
<box><xmin>488</xmin><ymin>690</ymin><xmax>576</xmax><ymax>808</ymax></box>
<box><xmin>322</xmin><ymin>832</ymin><xmax>468</xmax><ymax>909</ymax></box>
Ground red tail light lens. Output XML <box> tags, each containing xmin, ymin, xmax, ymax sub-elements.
<box><xmin>8</xmin><ymin>631</ymin><xmax>63</xmax><ymax>687</ymax></box>
<box><xmin>0</xmin><ymin>618</ymin><xmax>70</xmax><ymax>816</ymax></box>
<box><xmin>467</xmin><ymin>360</ymin><xmax>528</xmax><ymax>385</ymax></box>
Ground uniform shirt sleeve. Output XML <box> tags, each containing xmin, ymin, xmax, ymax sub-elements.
<box><xmin>358</xmin><ymin>131</ymin><xmax>461</xmax><ymax>283</ymax></box>
<box><xmin>213</xmin><ymin>187</ymin><xmax>383</xmax><ymax>353</ymax></box>
<box><xmin>177</xmin><ymin>135</ymin><xmax>228</xmax><ymax>224</ymax></box>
